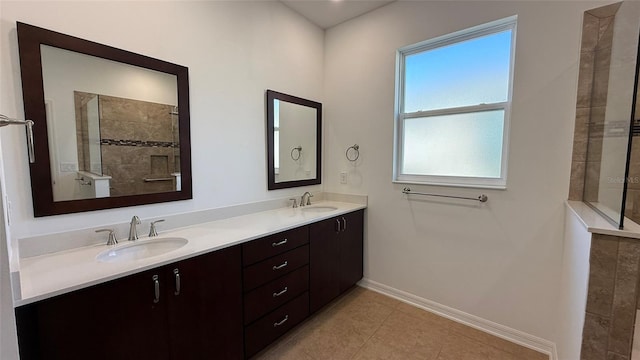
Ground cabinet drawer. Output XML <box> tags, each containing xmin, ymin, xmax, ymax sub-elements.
<box><xmin>242</xmin><ymin>226</ymin><xmax>309</xmax><ymax>265</ymax></box>
<box><xmin>244</xmin><ymin>265</ymin><xmax>309</xmax><ymax>325</ymax></box>
<box><xmin>243</xmin><ymin>245</ymin><xmax>309</xmax><ymax>291</ymax></box>
<box><xmin>244</xmin><ymin>292</ymin><xmax>309</xmax><ymax>358</ymax></box>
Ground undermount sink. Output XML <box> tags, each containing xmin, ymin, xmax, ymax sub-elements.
<box><xmin>300</xmin><ymin>206</ymin><xmax>338</xmax><ymax>213</ymax></box>
<box><xmin>96</xmin><ymin>237</ymin><xmax>188</xmax><ymax>263</ymax></box>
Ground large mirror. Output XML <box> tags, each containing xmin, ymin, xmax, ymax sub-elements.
<box><xmin>266</xmin><ymin>90</ymin><xmax>321</xmax><ymax>190</ymax></box>
<box><xmin>17</xmin><ymin>22</ymin><xmax>192</xmax><ymax>216</ymax></box>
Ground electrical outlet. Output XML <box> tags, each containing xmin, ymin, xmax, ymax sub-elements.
<box><xmin>340</xmin><ymin>172</ymin><xmax>348</xmax><ymax>184</ymax></box>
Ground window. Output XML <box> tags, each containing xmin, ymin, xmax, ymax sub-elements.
<box><xmin>394</xmin><ymin>16</ymin><xmax>516</xmax><ymax>189</ymax></box>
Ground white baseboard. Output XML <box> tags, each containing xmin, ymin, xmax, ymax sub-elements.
<box><xmin>358</xmin><ymin>278</ymin><xmax>557</xmax><ymax>360</ymax></box>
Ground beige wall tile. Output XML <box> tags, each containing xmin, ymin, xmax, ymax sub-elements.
<box><xmin>586</xmin><ymin>235</ymin><xmax>619</xmax><ymax>317</ymax></box>
<box><xmin>569</xmin><ymin>161</ymin><xmax>586</xmax><ymax>201</ymax></box>
<box><xmin>582</xmin><ymin>313</ymin><xmax>611</xmax><ymax>360</ymax></box>
<box><xmin>607</xmin><ymin>240</ymin><xmax>640</xmax><ymax>355</ymax></box>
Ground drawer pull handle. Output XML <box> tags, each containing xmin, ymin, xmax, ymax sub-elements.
<box><xmin>273</xmin><ymin>315</ymin><xmax>289</xmax><ymax>327</ymax></box>
<box><xmin>272</xmin><ymin>239</ymin><xmax>288</xmax><ymax>247</ymax></box>
<box><xmin>273</xmin><ymin>261</ymin><xmax>288</xmax><ymax>271</ymax></box>
<box><xmin>173</xmin><ymin>268</ymin><xmax>181</xmax><ymax>296</ymax></box>
<box><xmin>273</xmin><ymin>287</ymin><xmax>288</xmax><ymax>297</ymax></box>
<box><xmin>152</xmin><ymin>275</ymin><xmax>160</xmax><ymax>304</ymax></box>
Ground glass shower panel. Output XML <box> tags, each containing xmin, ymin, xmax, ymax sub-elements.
<box><xmin>582</xmin><ymin>1</ymin><xmax>640</xmax><ymax>228</ymax></box>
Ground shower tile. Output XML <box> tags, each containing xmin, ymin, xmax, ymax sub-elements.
<box><xmin>586</xmin><ymin>235</ymin><xmax>619</xmax><ymax>317</ymax></box>
<box><xmin>608</xmin><ymin>241</ymin><xmax>640</xmax><ymax>355</ymax></box>
<box><xmin>597</xmin><ymin>16</ymin><xmax>615</xmax><ymax>50</ymax></box>
<box><xmin>573</xmin><ymin>108</ymin><xmax>591</xmax><ymax>163</ymax></box>
<box><xmin>609</xmin><ymin>352</ymin><xmax>630</xmax><ymax>360</ymax></box>
<box><xmin>584</xmin><ymin>161</ymin><xmax>602</xmax><ymax>202</ymax></box>
<box><xmin>582</xmin><ymin>313</ymin><xmax>611</xmax><ymax>360</ymax></box>
<box><xmin>586</xmin><ymin>2</ymin><xmax>621</xmax><ymax>19</ymax></box>
<box><xmin>569</xmin><ymin>161</ymin><xmax>586</xmax><ymax>201</ymax></box>
<box><xmin>586</xmin><ymin>137</ymin><xmax>603</xmax><ymax>163</ymax></box>
<box><xmin>581</xmin><ymin>13</ymin><xmax>600</xmax><ymax>53</ymax></box>
<box><xmin>577</xmin><ymin>50</ymin><xmax>595</xmax><ymax>109</ymax></box>
<box><xmin>591</xmin><ymin>48</ymin><xmax>612</xmax><ymax>108</ymax></box>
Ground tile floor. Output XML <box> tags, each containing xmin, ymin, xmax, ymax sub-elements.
<box><xmin>253</xmin><ymin>286</ymin><xmax>548</xmax><ymax>360</ymax></box>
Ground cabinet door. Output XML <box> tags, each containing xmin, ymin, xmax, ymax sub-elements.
<box><xmin>166</xmin><ymin>245</ymin><xmax>243</xmax><ymax>360</ymax></box>
<box><xmin>338</xmin><ymin>210</ymin><xmax>364</xmax><ymax>293</ymax></box>
<box><xmin>16</xmin><ymin>268</ymin><xmax>170</xmax><ymax>360</ymax></box>
<box><xmin>309</xmin><ymin>217</ymin><xmax>341</xmax><ymax>313</ymax></box>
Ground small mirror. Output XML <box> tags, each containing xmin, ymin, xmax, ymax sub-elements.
<box><xmin>266</xmin><ymin>90</ymin><xmax>321</xmax><ymax>190</ymax></box>
<box><xmin>17</xmin><ymin>22</ymin><xmax>192</xmax><ymax>216</ymax></box>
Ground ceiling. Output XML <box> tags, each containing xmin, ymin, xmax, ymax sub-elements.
<box><xmin>280</xmin><ymin>0</ymin><xmax>396</xmax><ymax>29</ymax></box>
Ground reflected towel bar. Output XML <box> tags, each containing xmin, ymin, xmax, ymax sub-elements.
<box><xmin>144</xmin><ymin>177</ymin><xmax>173</xmax><ymax>182</ymax></box>
<box><xmin>402</xmin><ymin>187</ymin><xmax>488</xmax><ymax>203</ymax></box>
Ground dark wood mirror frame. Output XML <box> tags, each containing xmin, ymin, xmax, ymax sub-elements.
<box><xmin>266</xmin><ymin>90</ymin><xmax>321</xmax><ymax>190</ymax></box>
<box><xmin>17</xmin><ymin>22</ymin><xmax>192</xmax><ymax>217</ymax></box>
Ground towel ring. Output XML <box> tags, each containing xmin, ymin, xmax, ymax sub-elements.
<box><xmin>291</xmin><ymin>146</ymin><xmax>302</xmax><ymax>161</ymax></box>
<box><xmin>346</xmin><ymin>144</ymin><xmax>360</xmax><ymax>162</ymax></box>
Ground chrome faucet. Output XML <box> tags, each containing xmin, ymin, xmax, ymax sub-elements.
<box><xmin>300</xmin><ymin>192</ymin><xmax>313</xmax><ymax>206</ymax></box>
<box><xmin>149</xmin><ymin>219</ymin><xmax>165</xmax><ymax>237</ymax></box>
<box><xmin>96</xmin><ymin>228</ymin><xmax>118</xmax><ymax>246</ymax></box>
<box><xmin>128</xmin><ymin>215</ymin><xmax>141</xmax><ymax>241</ymax></box>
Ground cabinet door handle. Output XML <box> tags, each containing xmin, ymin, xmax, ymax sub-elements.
<box><xmin>273</xmin><ymin>315</ymin><xmax>289</xmax><ymax>327</ymax></box>
<box><xmin>173</xmin><ymin>268</ymin><xmax>181</xmax><ymax>296</ymax></box>
<box><xmin>341</xmin><ymin>217</ymin><xmax>347</xmax><ymax>232</ymax></box>
<box><xmin>335</xmin><ymin>219</ymin><xmax>341</xmax><ymax>232</ymax></box>
<box><xmin>272</xmin><ymin>239</ymin><xmax>288</xmax><ymax>247</ymax></box>
<box><xmin>152</xmin><ymin>275</ymin><xmax>160</xmax><ymax>304</ymax></box>
<box><xmin>272</xmin><ymin>286</ymin><xmax>288</xmax><ymax>298</ymax></box>
<box><xmin>272</xmin><ymin>261</ymin><xmax>288</xmax><ymax>271</ymax></box>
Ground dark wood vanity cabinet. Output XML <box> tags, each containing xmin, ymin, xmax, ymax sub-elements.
<box><xmin>241</xmin><ymin>227</ymin><xmax>310</xmax><ymax>358</ymax></box>
<box><xmin>14</xmin><ymin>209</ymin><xmax>364</xmax><ymax>360</ymax></box>
<box><xmin>15</xmin><ymin>245</ymin><xmax>243</xmax><ymax>360</ymax></box>
<box><xmin>310</xmin><ymin>209</ymin><xmax>364</xmax><ymax>313</ymax></box>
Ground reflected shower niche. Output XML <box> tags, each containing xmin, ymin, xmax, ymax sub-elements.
<box><xmin>73</xmin><ymin>92</ymin><xmax>180</xmax><ymax>201</ymax></box>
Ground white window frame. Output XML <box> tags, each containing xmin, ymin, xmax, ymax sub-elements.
<box><xmin>393</xmin><ymin>16</ymin><xmax>517</xmax><ymax>189</ymax></box>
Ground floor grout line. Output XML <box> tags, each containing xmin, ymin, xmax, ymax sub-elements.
<box><xmin>349</xmin><ymin>303</ymin><xmax>398</xmax><ymax>359</ymax></box>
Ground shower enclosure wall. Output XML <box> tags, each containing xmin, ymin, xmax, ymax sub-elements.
<box><xmin>570</xmin><ymin>1</ymin><xmax>640</xmax><ymax>229</ymax></box>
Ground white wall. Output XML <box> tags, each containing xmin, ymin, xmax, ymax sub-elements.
<box><xmin>555</xmin><ymin>204</ymin><xmax>592</xmax><ymax>360</ymax></box>
<box><xmin>323</xmin><ymin>0</ymin><xmax>602</xmax><ymax>345</ymax></box>
<box><xmin>0</xmin><ymin>1</ymin><xmax>323</xmax><ymax>238</ymax></box>
<box><xmin>0</xmin><ymin>1</ymin><xmax>324</xmax><ymax>358</ymax></box>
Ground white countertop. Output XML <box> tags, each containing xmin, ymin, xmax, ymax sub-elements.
<box><xmin>566</xmin><ymin>200</ymin><xmax>640</xmax><ymax>239</ymax></box>
<box><xmin>16</xmin><ymin>201</ymin><xmax>365</xmax><ymax>306</ymax></box>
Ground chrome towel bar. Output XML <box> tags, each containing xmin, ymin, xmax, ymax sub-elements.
<box><xmin>402</xmin><ymin>187</ymin><xmax>488</xmax><ymax>203</ymax></box>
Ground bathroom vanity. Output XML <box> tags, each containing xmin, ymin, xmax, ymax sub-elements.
<box><xmin>13</xmin><ymin>203</ymin><xmax>365</xmax><ymax>359</ymax></box>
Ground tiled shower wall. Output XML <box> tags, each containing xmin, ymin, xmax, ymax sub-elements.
<box><xmin>569</xmin><ymin>4</ymin><xmax>618</xmax><ymax>201</ymax></box>
<box><xmin>581</xmin><ymin>233</ymin><xmax>640</xmax><ymax>360</ymax></box>
<box><xmin>76</xmin><ymin>94</ymin><xmax>179</xmax><ymax>197</ymax></box>
<box><xmin>569</xmin><ymin>3</ymin><xmax>640</xmax><ymax>360</ymax></box>
<box><xmin>99</xmin><ymin>95</ymin><xmax>178</xmax><ymax>196</ymax></box>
